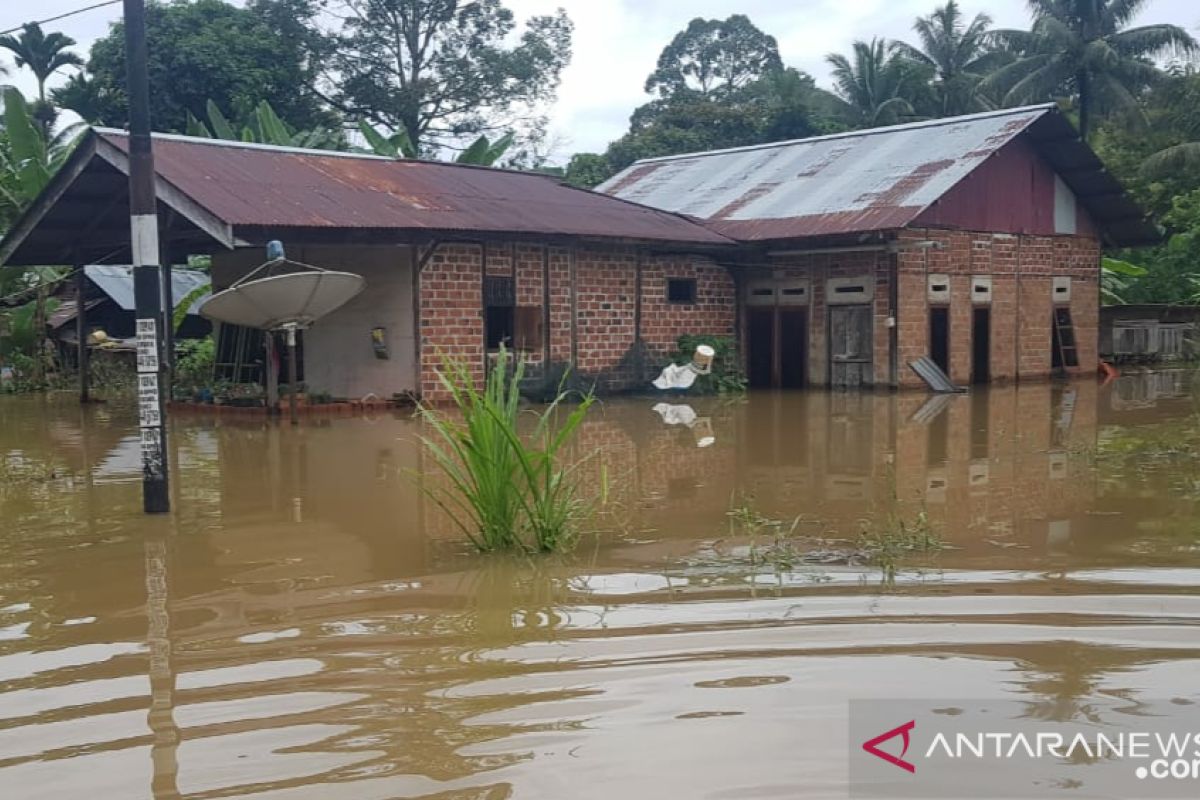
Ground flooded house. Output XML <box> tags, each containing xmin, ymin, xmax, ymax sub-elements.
<box><xmin>0</xmin><ymin>104</ymin><xmax>1155</xmax><ymax>401</ymax></box>
<box><xmin>601</xmin><ymin>104</ymin><xmax>1159</xmax><ymax>389</ymax></box>
<box><xmin>0</xmin><ymin>128</ymin><xmax>736</xmax><ymax>403</ymax></box>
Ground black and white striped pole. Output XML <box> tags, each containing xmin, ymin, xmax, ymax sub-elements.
<box><xmin>125</xmin><ymin>0</ymin><xmax>169</xmax><ymax>513</ymax></box>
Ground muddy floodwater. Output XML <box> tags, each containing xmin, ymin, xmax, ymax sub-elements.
<box><xmin>2</xmin><ymin>373</ymin><xmax>1200</xmax><ymax>799</ymax></box>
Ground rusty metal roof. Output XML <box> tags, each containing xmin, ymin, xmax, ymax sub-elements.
<box><xmin>599</xmin><ymin>105</ymin><xmax>1159</xmax><ymax>247</ymax></box>
<box><xmin>95</xmin><ymin>130</ymin><xmax>733</xmax><ymax>246</ymax></box>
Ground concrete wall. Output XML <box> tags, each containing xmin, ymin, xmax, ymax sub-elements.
<box><xmin>212</xmin><ymin>245</ymin><xmax>417</xmax><ymax>399</ymax></box>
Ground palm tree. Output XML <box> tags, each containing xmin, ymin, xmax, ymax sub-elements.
<box><xmin>894</xmin><ymin>1</ymin><xmax>1007</xmax><ymax>116</ymax></box>
<box><xmin>986</xmin><ymin>0</ymin><xmax>1197</xmax><ymax>141</ymax></box>
<box><xmin>826</xmin><ymin>39</ymin><xmax>924</xmax><ymax>128</ymax></box>
<box><xmin>0</xmin><ymin>23</ymin><xmax>84</xmax><ymax>104</ymax></box>
<box><xmin>0</xmin><ymin>23</ymin><xmax>84</xmax><ymax>138</ymax></box>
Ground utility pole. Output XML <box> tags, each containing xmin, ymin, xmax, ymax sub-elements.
<box><xmin>125</xmin><ymin>0</ymin><xmax>170</xmax><ymax>513</ymax></box>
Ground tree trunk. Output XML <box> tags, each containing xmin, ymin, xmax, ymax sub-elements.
<box><xmin>1077</xmin><ymin>71</ymin><xmax>1090</xmax><ymax>142</ymax></box>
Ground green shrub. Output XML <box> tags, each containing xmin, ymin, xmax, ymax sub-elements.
<box><xmin>173</xmin><ymin>336</ymin><xmax>215</xmax><ymax>399</ymax></box>
<box><xmin>417</xmin><ymin>347</ymin><xmax>595</xmax><ymax>553</ymax></box>
<box><xmin>670</xmin><ymin>334</ymin><xmax>746</xmax><ymax>394</ymax></box>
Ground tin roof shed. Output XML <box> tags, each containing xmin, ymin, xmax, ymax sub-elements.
<box><xmin>600</xmin><ymin>105</ymin><xmax>1159</xmax><ymax>248</ymax></box>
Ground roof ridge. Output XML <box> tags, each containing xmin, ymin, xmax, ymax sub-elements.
<box><xmin>91</xmin><ymin>127</ymin><xmax>563</xmax><ymax>178</ymax></box>
<box><xmin>626</xmin><ymin>104</ymin><xmax>1060</xmax><ymax>166</ymax></box>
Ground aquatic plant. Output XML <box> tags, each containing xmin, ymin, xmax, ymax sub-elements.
<box><xmin>418</xmin><ymin>348</ymin><xmax>595</xmax><ymax>553</ymax></box>
<box><xmin>857</xmin><ymin>509</ymin><xmax>945</xmax><ymax>584</ymax></box>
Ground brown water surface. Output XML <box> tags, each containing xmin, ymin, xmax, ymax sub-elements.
<box><xmin>2</xmin><ymin>372</ymin><xmax>1199</xmax><ymax>799</ymax></box>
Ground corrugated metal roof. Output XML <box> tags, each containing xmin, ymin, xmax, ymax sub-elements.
<box><xmin>94</xmin><ymin>130</ymin><xmax>733</xmax><ymax>246</ymax></box>
<box><xmin>598</xmin><ymin>105</ymin><xmax>1159</xmax><ymax>246</ymax></box>
<box><xmin>86</xmin><ymin>265</ymin><xmax>210</xmax><ymax>313</ymax></box>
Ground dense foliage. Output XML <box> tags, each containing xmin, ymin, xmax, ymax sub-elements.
<box><xmin>65</xmin><ymin>0</ymin><xmax>333</xmax><ymax>133</ymax></box>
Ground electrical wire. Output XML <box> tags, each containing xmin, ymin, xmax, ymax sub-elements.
<box><xmin>0</xmin><ymin>0</ymin><xmax>122</xmax><ymax>37</ymax></box>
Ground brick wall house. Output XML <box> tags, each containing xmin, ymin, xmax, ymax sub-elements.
<box><xmin>602</xmin><ymin>104</ymin><xmax>1158</xmax><ymax>392</ymax></box>
<box><xmin>1</xmin><ymin>107</ymin><xmax>1156</xmax><ymax>405</ymax></box>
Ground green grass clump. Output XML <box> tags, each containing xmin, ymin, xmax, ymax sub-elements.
<box><xmin>417</xmin><ymin>348</ymin><xmax>595</xmax><ymax>553</ymax></box>
<box><xmin>857</xmin><ymin>510</ymin><xmax>945</xmax><ymax>584</ymax></box>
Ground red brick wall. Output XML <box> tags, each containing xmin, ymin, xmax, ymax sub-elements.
<box><xmin>895</xmin><ymin>229</ymin><xmax>1100</xmax><ymax>388</ymax></box>
<box><xmin>418</xmin><ymin>240</ymin><xmax>735</xmax><ymax>401</ymax></box>
<box><xmin>419</xmin><ymin>243</ymin><xmax>485</xmax><ymax>400</ymax></box>
<box><xmin>640</xmin><ymin>254</ymin><xmax>737</xmax><ymax>358</ymax></box>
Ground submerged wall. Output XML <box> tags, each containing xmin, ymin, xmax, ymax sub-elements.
<box><xmin>894</xmin><ymin>229</ymin><xmax>1100</xmax><ymax>388</ymax></box>
<box><xmin>754</xmin><ymin>230</ymin><xmax>1101</xmax><ymax>389</ymax></box>
<box><xmin>418</xmin><ymin>242</ymin><xmax>736</xmax><ymax>402</ymax></box>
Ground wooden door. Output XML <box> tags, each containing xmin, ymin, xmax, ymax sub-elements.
<box><xmin>828</xmin><ymin>304</ymin><xmax>873</xmax><ymax>390</ymax></box>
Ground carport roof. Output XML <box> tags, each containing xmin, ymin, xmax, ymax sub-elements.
<box><xmin>0</xmin><ymin>128</ymin><xmax>734</xmax><ymax>266</ymax></box>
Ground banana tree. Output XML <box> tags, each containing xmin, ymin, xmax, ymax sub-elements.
<box><xmin>1101</xmin><ymin>257</ymin><xmax>1148</xmax><ymax>305</ymax></box>
<box><xmin>357</xmin><ymin>120</ymin><xmax>514</xmax><ymax>166</ymax></box>
<box><xmin>186</xmin><ymin>100</ymin><xmax>343</xmax><ymax>150</ymax></box>
<box><xmin>0</xmin><ymin>88</ymin><xmax>77</xmax><ymax>387</ymax></box>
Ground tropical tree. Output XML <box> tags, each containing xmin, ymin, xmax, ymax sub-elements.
<box><xmin>1140</xmin><ymin>64</ymin><xmax>1200</xmax><ymax>177</ymax></box>
<box><xmin>0</xmin><ymin>23</ymin><xmax>83</xmax><ymax>135</ymax></box>
<box><xmin>186</xmin><ymin>100</ymin><xmax>344</xmax><ymax>150</ymax></box>
<box><xmin>73</xmin><ymin>0</ymin><xmax>334</xmax><ymax>134</ymax></box>
<box><xmin>986</xmin><ymin>0</ymin><xmax>1197</xmax><ymax>141</ymax></box>
<box><xmin>826</xmin><ymin>39</ymin><xmax>927</xmax><ymax>127</ymax></box>
<box><xmin>645</xmin><ymin>15</ymin><xmax>783</xmax><ymax>100</ymax></box>
<box><xmin>0</xmin><ymin>23</ymin><xmax>82</xmax><ymax>104</ymax></box>
<box><xmin>0</xmin><ymin>89</ymin><xmax>75</xmax><ymax>387</ymax></box>
<box><xmin>894</xmin><ymin>1</ymin><xmax>1006</xmax><ymax>116</ymax></box>
<box><xmin>323</xmin><ymin>0</ymin><xmax>572</xmax><ymax>153</ymax></box>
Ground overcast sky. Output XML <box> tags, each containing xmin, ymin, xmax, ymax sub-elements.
<box><xmin>4</xmin><ymin>0</ymin><xmax>1198</xmax><ymax>158</ymax></box>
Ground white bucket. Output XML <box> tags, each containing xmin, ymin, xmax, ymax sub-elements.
<box><xmin>691</xmin><ymin>345</ymin><xmax>715</xmax><ymax>374</ymax></box>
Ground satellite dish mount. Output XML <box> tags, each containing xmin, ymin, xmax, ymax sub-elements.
<box><xmin>198</xmin><ymin>240</ymin><xmax>366</xmax><ymax>422</ymax></box>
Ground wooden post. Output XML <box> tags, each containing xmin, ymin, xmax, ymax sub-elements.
<box><xmin>265</xmin><ymin>332</ymin><xmax>279</xmax><ymax>412</ymax></box>
<box><xmin>75</xmin><ymin>262</ymin><xmax>90</xmax><ymax>403</ymax></box>
<box><xmin>286</xmin><ymin>325</ymin><xmax>298</xmax><ymax>424</ymax></box>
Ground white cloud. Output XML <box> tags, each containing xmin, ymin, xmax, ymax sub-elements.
<box><xmin>3</xmin><ymin>0</ymin><xmax>1197</xmax><ymax>158</ymax></box>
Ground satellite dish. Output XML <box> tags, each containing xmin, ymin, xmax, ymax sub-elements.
<box><xmin>198</xmin><ymin>242</ymin><xmax>367</xmax><ymax>424</ymax></box>
<box><xmin>201</xmin><ymin>248</ymin><xmax>362</xmax><ymax>331</ymax></box>
<box><xmin>200</xmin><ymin>270</ymin><xmax>365</xmax><ymax>330</ymax></box>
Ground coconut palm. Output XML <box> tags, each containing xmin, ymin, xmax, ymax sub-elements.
<box><xmin>986</xmin><ymin>0</ymin><xmax>1197</xmax><ymax>141</ymax></box>
<box><xmin>894</xmin><ymin>1</ymin><xmax>1007</xmax><ymax>116</ymax></box>
<box><xmin>826</xmin><ymin>39</ymin><xmax>925</xmax><ymax>128</ymax></box>
<box><xmin>1141</xmin><ymin>64</ymin><xmax>1200</xmax><ymax>176</ymax></box>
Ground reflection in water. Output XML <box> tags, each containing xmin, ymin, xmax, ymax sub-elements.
<box><xmin>1</xmin><ymin>372</ymin><xmax>1199</xmax><ymax>799</ymax></box>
